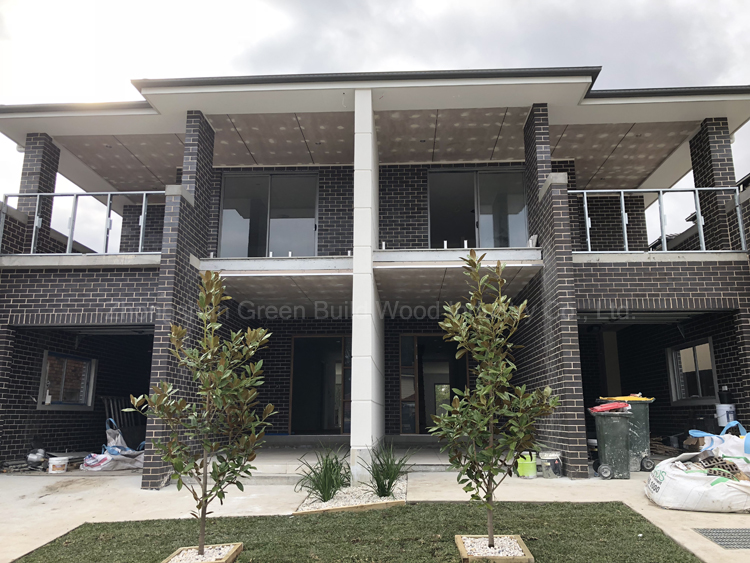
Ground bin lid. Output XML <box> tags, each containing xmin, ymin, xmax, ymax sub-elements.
<box><xmin>599</xmin><ymin>396</ymin><xmax>654</xmax><ymax>402</ymax></box>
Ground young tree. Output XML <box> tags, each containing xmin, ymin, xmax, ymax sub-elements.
<box><xmin>129</xmin><ymin>271</ymin><xmax>275</xmax><ymax>555</ymax></box>
<box><xmin>429</xmin><ymin>250</ymin><xmax>559</xmax><ymax>548</ymax></box>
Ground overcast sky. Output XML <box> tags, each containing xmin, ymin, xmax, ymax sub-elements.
<box><xmin>1</xmin><ymin>0</ymin><xmax>749</xmax><ymax>247</ymax></box>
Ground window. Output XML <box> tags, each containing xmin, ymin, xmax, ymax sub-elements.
<box><xmin>219</xmin><ymin>174</ymin><xmax>318</xmax><ymax>258</ymax></box>
<box><xmin>37</xmin><ymin>351</ymin><xmax>97</xmax><ymax>411</ymax></box>
<box><xmin>428</xmin><ymin>170</ymin><xmax>526</xmax><ymax>249</ymax></box>
<box><xmin>667</xmin><ymin>339</ymin><xmax>718</xmax><ymax>405</ymax></box>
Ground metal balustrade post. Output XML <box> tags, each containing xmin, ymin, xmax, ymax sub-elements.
<box><xmin>66</xmin><ymin>194</ymin><xmax>79</xmax><ymax>254</ymax></box>
<box><xmin>30</xmin><ymin>194</ymin><xmax>41</xmax><ymax>254</ymax></box>
<box><xmin>693</xmin><ymin>189</ymin><xmax>706</xmax><ymax>251</ymax></box>
<box><xmin>619</xmin><ymin>190</ymin><xmax>629</xmax><ymax>252</ymax></box>
<box><xmin>583</xmin><ymin>192</ymin><xmax>592</xmax><ymax>252</ymax></box>
<box><xmin>138</xmin><ymin>193</ymin><xmax>148</xmax><ymax>253</ymax></box>
<box><xmin>0</xmin><ymin>194</ymin><xmax>8</xmax><ymax>253</ymax></box>
<box><xmin>103</xmin><ymin>193</ymin><xmax>112</xmax><ymax>254</ymax></box>
<box><xmin>658</xmin><ymin>190</ymin><xmax>667</xmax><ymax>252</ymax></box>
<box><xmin>734</xmin><ymin>187</ymin><xmax>747</xmax><ymax>251</ymax></box>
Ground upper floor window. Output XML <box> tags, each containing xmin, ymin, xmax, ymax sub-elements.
<box><xmin>220</xmin><ymin>174</ymin><xmax>318</xmax><ymax>258</ymax></box>
<box><xmin>667</xmin><ymin>339</ymin><xmax>718</xmax><ymax>405</ymax></box>
<box><xmin>37</xmin><ymin>351</ymin><xmax>97</xmax><ymax>411</ymax></box>
<box><xmin>428</xmin><ymin>170</ymin><xmax>526</xmax><ymax>249</ymax></box>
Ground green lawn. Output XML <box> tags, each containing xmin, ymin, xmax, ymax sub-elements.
<box><xmin>16</xmin><ymin>502</ymin><xmax>699</xmax><ymax>563</ymax></box>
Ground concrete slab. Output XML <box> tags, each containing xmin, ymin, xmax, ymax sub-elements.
<box><xmin>408</xmin><ymin>471</ymin><xmax>750</xmax><ymax>563</ymax></box>
<box><xmin>0</xmin><ymin>473</ymin><xmax>305</xmax><ymax>563</ymax></box>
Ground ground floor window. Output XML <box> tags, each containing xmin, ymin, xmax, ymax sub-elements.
<box><xmin>400</xmin><ymin>334</ymin><xmax>468</xmax><ymax>434</ymax></box>
<box><xmin>291</xmin><ymin>336</ymin><xmax>351</xmax><ymax>434</ymax></box>
<box><xmin>668</xmin><ymin>339</ymin><xmax>718</xmax><ymax>405</ymax></box>
<box><xmin>37</xmin><ymin>351</ymin><xmax>97</xmax><ymax>411</ymax></box>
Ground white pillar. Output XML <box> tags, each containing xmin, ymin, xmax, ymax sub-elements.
<box><xmin>350</xmin><ymin>89</ymin><xmax>384</xmax><ymax>483</ymax></box>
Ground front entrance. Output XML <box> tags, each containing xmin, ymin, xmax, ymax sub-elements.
<box><xmin>291</xmin><ymin>336</ymin><xmax>351</xmax><ymax>434</ymax></box>
<box><xmin>399</xmin><ymin>335</ymin><xmax>468</xmax><ymax>434</ymax></box>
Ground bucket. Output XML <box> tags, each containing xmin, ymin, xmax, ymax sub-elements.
<box><xmin>48</xmin><ymin>457</ymin><xmax>68</xmax><ymax>474</ymax></box>
<box><xmin>716</xmin><ymin>404</ymin><xmax>736</xmax><ymax>426</ymax></box>
<box><xmin>539</xmin><ymin>451</ymin><xmax>562</xmax><ymax>478</ymax></box>
<box><xmin>516</xmin><ymin>452</ymin><xmax>537</xmax><ymax>478</ymax></box>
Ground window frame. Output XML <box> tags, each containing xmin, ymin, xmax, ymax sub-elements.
<box><xmin>426</xmin><ymin>168</ymin><xmax>527</xmax><ymax>250</ymax></box>
<box><xmin>666</xmin><ymin>337</ymin><xmax>719</xmax><ymax>406</ymax></box>
<box><xmin>218</xmin><ymin>171</ymin><xmax>320</xmax><ymax>258</ymax></box>
<box><xmin>37</xmin><ymin>350</ymin><xmax>98</xmax><ymax>411</ymax></box>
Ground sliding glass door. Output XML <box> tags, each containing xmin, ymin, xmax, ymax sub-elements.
<box><xmin>428</xmin><ymin>170</ymin><xmax>527</xmax><ymax>249</ymax></box>
<box><xmin>220</xmin><ymin>174</ymin><xmax>317</xmax><ymax>257</ymax></box>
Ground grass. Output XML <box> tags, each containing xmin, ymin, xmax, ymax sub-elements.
<box><xmin>16</xmin><ymin>502</ymin><xmax>700</xmax><ymax>563</ymax></box>
<box><xmin>294</xmin><ymin>447</ymin><xmax>351</xmax><ymax>502</ymax></box>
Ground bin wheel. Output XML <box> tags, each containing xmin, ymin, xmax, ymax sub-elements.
<box><xmin>592</xmin><ymin>460</ymin><xmax>601</xmax><ymax>473</ymax></box>
<box><xmin>641</xmin><ymin>457</ymin><xmax>655</xmax><ymax>472</ymax></box>
<box><xmin>599</xmin><ymin>464</ymin><xmax>614</xmax><ymax>480</ymax></box>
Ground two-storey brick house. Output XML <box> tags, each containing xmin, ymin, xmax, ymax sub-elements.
<box><xmin>1</xmin><ymin>67</ymin><xmax>749</xmax><ymax>488</ymax></box>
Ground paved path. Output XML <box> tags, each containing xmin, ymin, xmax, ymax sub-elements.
<box><xmin>2</xmin><ymin>470</ymin><xmax>748</xmax><ymax>563</ymax></box>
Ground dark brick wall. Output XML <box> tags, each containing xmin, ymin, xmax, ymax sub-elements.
<box><xmin>690</xmin><ymin>118</ymin><xmax>736</xmax><ymax>250</ymax></box>
<box><xmin>119</xmin><ymin>204</ymin><xmax>165</xmax><ymax>253</ymax></box>
<box><xmin>513</xmin><ymin>104</ymin><xmax>588</xmax><ymax>478</ymax></box>
<box><xmin>142</xmin><ymin>110</ymin><xmax>215</xmax><ymax>489</ymax></box>
<box><xmin>574</xmin><ymin>259</ymin><xmax>750</xmax><ymax>424</ymax></box>
<box><xmin>208</xmin><ymin>166</ymin><xmax>354</xmax><ymax>258</ymax></box>
<box><xmin>0</xmin><ymin>213</ymin><xmax>27</xmax><ymax>255</ymax></box>
<box><xmin>0</xmin><ymin>330</ymin><xmax>152</xmax><ymax>460</ymax></box>
<box><xmin>569</xmin><ymin>194</ymin><xmax>649</xmax><ymax>252</ymax></box>
<box><xmin>378</xmin><ymin>162</ymin><xmax>523</xmax><ymax>250</ymax></box>
<box><xmin>614</xmin><ymin>313</ymin><xmax>743</xmax><ymax>437</ymax></box>
<box><xmin>18</xmin><ymin>133</ymin><xmax>60</xmax><ymax>254</ymax></box>
<box><xmin>249</xmin><ymin>317</ymin><xmax>352</xmax><ymax>433</ymax></box>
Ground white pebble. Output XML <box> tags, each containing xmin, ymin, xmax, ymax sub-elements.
<box><xmin>166</xmin><ymin>545</ymin><xmax>233</xmax><ymax>563</ymax></box>
<box><xmin>461</xmin><ymin>536</ymin><xmax>525</xmax><ymax>557</ymax></box>
<box><xmin>297</xmin><ymin>476</ymin><xmax>407</xmax><ymax>511</ymax></box>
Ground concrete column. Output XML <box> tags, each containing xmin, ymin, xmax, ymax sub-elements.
<box><xmin>350</xmin><ymin>89</ymin><xmax>384</xmax><ymax>483</ymax></box>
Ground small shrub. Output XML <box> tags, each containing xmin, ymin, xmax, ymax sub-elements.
<box><xmin>361</xmin><ymin>441</ymin><xmax>413</xmax><ymax>497</ymax></box>
<box><xmin>295</xmin><ymin>447</ymin><xmax>351</xmax><ymax>502</ymax></box>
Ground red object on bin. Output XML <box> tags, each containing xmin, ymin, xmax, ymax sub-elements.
<box><xmin>588</xmin><ymin>402</ymin><xmax>630</xmax><ymax>413</ymax></box>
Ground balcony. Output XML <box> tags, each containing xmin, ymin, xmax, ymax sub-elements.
<box><xmin>0</xmin><ymin>191</ymin><xmax>164</xmax><ymax>268</ymax></box>
<box><xmin>569</xmin><ymin>186</ymin><xmax>748</xmax><ymax>262</ymax></box>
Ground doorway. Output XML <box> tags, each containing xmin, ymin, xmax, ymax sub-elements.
<box><xmin>291</xmin><ymin>336</ymin><xmax>351</xmax><ymax>434</ymax></box>
<box><xmin>399</xmin><ymin>335</ymin><xmax>468</xmax><ymax>434</ymax></box>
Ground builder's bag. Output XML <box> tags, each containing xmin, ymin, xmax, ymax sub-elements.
<box><xmin>690</xmin><ymin>421</ymin><xmax>750</xmax><ymax>473</ymax></box>
<box><xmin>645</xmin><ymin>451</ymin><xmax>750</xmax><ymax>513</ymax></box>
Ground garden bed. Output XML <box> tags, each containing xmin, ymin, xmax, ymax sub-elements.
<box><xmin>16</xmin><ymin>502</ymin><xmax>700</xmax><ymax>563</ymax></box>
<box><xmin>295</xmin><ymin>475</ymin><xmax>407</xmax><ymax>513</ymax></box>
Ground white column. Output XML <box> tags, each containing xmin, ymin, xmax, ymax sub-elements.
<box><xmin>350</xmin><ymin>89</ymin><xmax>384</xmax><ymax>483</ymax></box>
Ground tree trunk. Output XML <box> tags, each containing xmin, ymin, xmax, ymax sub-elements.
<box><xmin>487</xmin><ymin>500</ymin><xmax>494</xmax><ymax>548</ymax></box>
<box><xmin>198</xmin><ymin>448</ymin><xmax>209</xmax><ymax>555</ymax></box>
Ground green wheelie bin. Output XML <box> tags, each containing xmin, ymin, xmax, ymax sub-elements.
<box><xmin>599</xmin><ymin>397</ymin><xmax>655</xmax><ymax>472</ymax></box>
<box><xmin>591</xmin><ymin>411</ymin><xmax>632</xmax><ymax>480</ymax></box>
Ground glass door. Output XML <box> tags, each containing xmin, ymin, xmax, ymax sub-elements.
<box><xmin>219</xmin><ymin>174</ymin><xmax>318</xmax><ymax>257</ymax></box>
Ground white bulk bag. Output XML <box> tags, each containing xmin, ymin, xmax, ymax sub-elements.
<box><xmin>645</xmin><ymin>451</ymin><xmax>750</xmax><ymax>513</ymax></box>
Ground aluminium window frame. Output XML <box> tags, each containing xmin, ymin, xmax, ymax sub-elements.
<box><xmin>666</xmin><ymin>337</ymin><xmax>719</xmax><ymax>407</ymax></box>
<box><xmin>426</xmin><ymin>167</ymin><xmax>526</xmax><ymax>250</ymax></box>
<box><xmin>37</xmin><ymin>350</ymin><xmax>98</xmax><ymax>412</ymax></box>
<box><xmin>218</xmin><ymin>171</ymin><xmax>320</xmax><ymax>258</ymax></box>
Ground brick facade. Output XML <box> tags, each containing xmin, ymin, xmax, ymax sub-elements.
<box><xmin>513</xmin><ymin>104</ymin><xmax>589</xmax><ymax>478</ymax></box>
<box><xmin>0</xmin><ymin>330</ymin><xmax>152</xmax><ymax>460</ymax></box>
<box><xmin>574</xmin><ymin>259</ymin><xmax>750</xmax><ymax>422</ymax></box>
<box><xmin>207</xmin><ymin>166</ymin><xmax>354</xmax><ymax>258</ymax></box>
<box><xmin>569</xmin><ymin>193</ymin><xmax>649</xmax><ymax>252</ymax></box>
<box><xmin>690</xmin><ymin>118</ymin><xmax>736</xmax><ymax>251</ymax></box>
<box><xmin>142</xmin><ymin>110</ymin><xmax>215</xmax><ymax>489</ymax></box>
<box><xmin>18</xmin><ymin>133</ymin><xmax>60</xmax><ymax>254</ymax></box>
<box><xmin>119</xmin><ymin>204</ymin><xmax>165</xmax><ymax>253</ymax></box>
<box><xmin>378</xmin><ymin>162</ymin><xmax>523</xmax><ymax>250</ymax></box>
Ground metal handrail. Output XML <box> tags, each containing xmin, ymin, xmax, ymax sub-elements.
<box><xmin>0</xmin><ymin>191</ymin><xmax>165</xmax><ymax>255</ymax></box>
<box><xmin>568</xmin><ymin>187</ymin><xmax>746</xmax><ymax>253</ymax></box>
